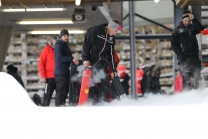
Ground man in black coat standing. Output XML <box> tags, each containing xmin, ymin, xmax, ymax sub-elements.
<box><xmin>54</xmin><ymin>29</ymin><xmax>79</xmax><ymax>106</ymax></box>
<box><xmin>171</xmin><ymin>11</ymin><xmax>204</xmax><ymax>90</ymax></box>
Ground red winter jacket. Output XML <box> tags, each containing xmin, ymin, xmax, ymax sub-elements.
<box><xmin>38</xmin><ymin>44</ymin><xmax>55</xmax><ymax>78</ymax></box>
<box><xmin>174</xmin><ymin>74</ymin><xmax>183</xmax><ymax>93</ymax></box>
<box><xmin>136</xmin><ymin>69</ymin><xmax>144</xmax><ymax>95</ymax></box>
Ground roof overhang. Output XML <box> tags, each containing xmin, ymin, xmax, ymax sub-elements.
<box><xmin>176</xmin><ymin>0</ymin><xmax>208</xmax><ymax>8</ymax></box>
<box><xmin>1</xmin><ymin>0</ymin><xmax>138</xmax><ymax>5</ymax></box>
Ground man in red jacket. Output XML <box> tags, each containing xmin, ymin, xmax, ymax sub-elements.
<box><xmin>38</xmin><ymin>35</ymin><xmax>60</xmax><ymax>106</ymax></box>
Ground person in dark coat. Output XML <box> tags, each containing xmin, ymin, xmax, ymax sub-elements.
<box><xmin>171</xmin><ymin>11</ymin><xmax>204</xmax><ymax>90</ymax></box>
<box><xmin>82</xmin><ymin>20</ymin><xmax>121</xmax><ymax>103</ymax></box>
<box><xmin>141</xmin><ymin>66</ymin><xmax>152</xmax><ymax>95</ymax></box>
<box><xmin>54</xmin><ymin>29</ymin><xmax>79</xmax><ymax>106</ymax></box>
<box><xmin>120</xmin><ymin>73</ymin><xmax>130</xmax><ymax>96</ymax></box>
<box><xmin>115</xmin><ymin>64</ymin><xmax>130</xmax><ymax>96</ymax></box>
<box><xmin>150</xmin><ymin>65</ymin><xmax>161</xmax><ymax>94</ymax></box>
<box><xmin>7</xmin><ymin>64</ymin><xmax>25</xmax><ymax>88</ymax></box>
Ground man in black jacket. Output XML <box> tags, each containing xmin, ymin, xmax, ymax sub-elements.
<box><xmin>54</xmin><ymin>29</ymin><xmax>79</xmax><ymax>106</ymax></box>
<box><xmin>171</xmin><ymin>11</ymin><xmax>204</xmax><ymax>90</ymax></box>
<box><xmin>82</xmin><ymin>20</ymin><xmax>121</xmax><ymax>103</ymax></box>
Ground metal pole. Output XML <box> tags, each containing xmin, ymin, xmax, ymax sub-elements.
<box><xmin>134</xmin><ymin>13</ymin><xmax>173</xmax><ymax>32</ymax></box>
<box><xmin>0</xmin><ymin>27</ymin><xmax>13</xmax><ymax>70</ymax></box>
<box><xmin>123</xmin><ymin>13</ymin><xmax>129</xmax><ymax>21</ymax></box>
<box><xmin>115</xmin><ymin>34</ymin><xmax>171</xmax><ymax>40</ymax></box>
<box><xmin>173</xmin><ymin>0</ymin><xmax>184</xmax><ymax>79</ymax></box>
<box><xmin>21</xmin><ymin>33</ymin><xmax>27</xmax><ymax>87</ymax></box>
<box><xmin>129</xmin><ymin>1</ymin><xmax>137</xmax><ymax>98</ymax></box>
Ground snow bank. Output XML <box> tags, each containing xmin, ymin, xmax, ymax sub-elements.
<box><xmin>0</xmin><ymin>72</ymin><xmax>35</xmax><ymax>107</ymax></box>
<box><xmin>1</xmin><ymin>72</ymin><xmax>208</xmax><ymax>139</ymax></box>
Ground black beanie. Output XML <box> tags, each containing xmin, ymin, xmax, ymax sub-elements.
<box><xmin>182</xmin><ymin>11</ymin><xmax>191</xmax><ymax>19</ymax></box>
<box><xmin>60</xmin><ymin>29</ymin><xmax>69</xmax><ymax>37</ymax></box>
<box><xmin>52</xmin><ymin>35</ymin><xmax>60</xmax><ymax>40</ymax></box>
<box><xmin>7</xmin><ymin>64</ymin><xmax>14</xmax><ymax>71</ymax></box>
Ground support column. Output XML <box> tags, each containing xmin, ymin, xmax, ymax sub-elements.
<box><xmin>0</xmin><ymin>27</ymin><xmax>13</xmax><ymax>70</ymax></box>
<box><xmin>192</xmin><ymin>6</ymin><xmax>201</xmax><ymax>22</ymax></box>
<box><xmin>192</xmin><ymin>6</ymin><xmax>202</xmax><ymax>64</ymax></box>
<box><xmin>21</xmin><ymin>34</ymin><xmax>27</xmax><ymax>87</ymax></box>
<box><xmin>173</xmin><ymin>1</ymin><xmax>184</xmax><ymax>79</ymax></box>
<box><xmin>129</xmin><ymin>1</ymin><xmax>137</xmax><ymax>98</ymax></box>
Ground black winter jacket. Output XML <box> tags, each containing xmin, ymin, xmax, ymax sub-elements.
<box><xmin>82</xmin><ymin>24</ymin><xmax>117</xmax><ymax>72</ymax></box>
<box><xmin>150</xmin><ymin>76</ymin><xmax>161</xmax><ymax>94</ymax></box>
<box><xmin>171</xmin><ymin>18</ymin><xmax>204</xmax><ymax>56</ymax></box>
<box><xmin>54</xmin><ymin>40</ymin><xmax>73</xmax><ymax>76</ymax></box>
<box><xmin>141</xmin><ymin>75</ymin><xmax>151</xmax><ymax>94</ymax></box>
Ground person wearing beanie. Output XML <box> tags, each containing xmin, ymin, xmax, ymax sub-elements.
<box><xmin>60</xmin><ymin>29</ymin><xmax>69</xmax><ymax>38</ymax></box>
<box><xmin>171</xmin><ymin>11</ymin><xmax>204</xmax><ymax>90</ymax></box>
<box><xmin>116</xmin><ymin>64</ymin><xmax>130</xmax><ymax>96</ymax></box>
<box><xmin>54</xmin><ymin>29</ymin><xmax>79</xmax><ymax>106</ymax></box>
<box><xmin>82</xmin><ymin>19</ymin><xmax>121</xmax><ymax>103</ymax></box>
<box><xmin>141</xmin><ymin>66</ymin><xmax>152</xmax><ymax>95</ymax></box>
<box><xmin>38</xmin><ymin>35</ymin><xmax>60</xmax><ymax>106</ymax></box>
<box><xmin>7</xmin><ymin>64</ymin><xmax>25</xmax><ymax>88</ymax></box>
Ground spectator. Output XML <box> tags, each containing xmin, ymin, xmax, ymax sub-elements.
<box><xmin>174</xmin><ymin>69</ymin><xmax>183</xmax><ymax>93</ymax></box>
<box><xmin>115</xmin><ymin>64</ymin><xmax>130</xmax><ymax>96</ymax></box>
<box><xmin>171</xmin><ymin>11</ymin><xmax>204</xmax><ymax>90</ymax></box>
<box><xmin>136</xmin><ymin>68</ymin><xmax>144</xmax><ymax>96</ymax></box>
<box><xmin>38</xmin><ymin>35</ymin><xmax>59</xmax><ymax>106</ymax></box>
<box><xmin>7</xmin><ymin>64</ymin><xmax>24</xmax><ymax>88</ymax></box>
<box><xmin>151</xmin><ymin>65</ymin><xmax>162</xmax><ymax>94</ymax></box>
<box><xmin>141</xmin><ymin>66</ymin><xmax>152</xmax><ymax>95</ymax></box>
<box><xmin>54</xmin><ymin>29</ymin><xmax>79</xmax><ymax>106</ymax></box>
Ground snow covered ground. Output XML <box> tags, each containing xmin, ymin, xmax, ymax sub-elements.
<box><xmin>1</xmin><ymin>72</ymin><xmax>208</xmax><ymax>139</ymax></box>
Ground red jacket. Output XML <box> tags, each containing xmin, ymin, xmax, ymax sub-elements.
<box><xmin>114</xmin><ymin>50</ymin><xmax>120</xmax><ymax>65</ymax></box>
<box><xmin>38</xmin><ymin>44</ymin><xmax>55</xmax><ymax>78</ymax></box>
<box><xmin>136</xmin><ymin>69</ymin><xmax>144</xmax><ymax>95</ymax></box>
<box><xmin>174</xmin><ymin>74</ymin><xmax>183</xmax><ymax>93</ymax></box>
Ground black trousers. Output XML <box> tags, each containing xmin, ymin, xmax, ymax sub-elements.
<box><xmin>42</xmin><ymin>78</ymin><xmax>56</xmax><ymax>106</ymax></box>
<box><xmin>55</xmin><ymin>75</ymin><xmax>69</xmax><ymax>106</ymax></box>
<box><xmin>88</xmin><ymin>61</ymin><xmax>110</xmax><ymax>103</ymax></box>
<box><xmin>177</xmin><ymin>54</ymin><xmax>201</xmax><ymax>90</ymax></box>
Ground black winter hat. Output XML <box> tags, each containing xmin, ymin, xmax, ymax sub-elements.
<box><xmin>143</xmin><ymin>67</ymin><xmax>150</xmax><ymax>73</ymax></box>
<box><xmin>7</xmin><ymin>64</ymin><xmax>18</xmax><ymax>73</ymax></box>
<box><xmin>52</xmin><ymin>35</ymin><xmax>60</xmax><ymax>40</ymax></box>
<box><xmin>175</xmin><ymin>68</ymin><xmax>180</xmax><ymax>72</ymax></box>
<box><xmin>60</xmin><ymin>29</ymin><xmax>69</xmax><ymax>37</ymax></box>
<box><xmin>7</xmin><ymin>64</ymin><xmax>14</xmax><ymax>70</ymax></box>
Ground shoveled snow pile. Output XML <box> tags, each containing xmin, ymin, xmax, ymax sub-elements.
<box><xmin>1</xmin><ymin>72</ymin><xmax>208</xmax><ymax>139</ymax></box>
